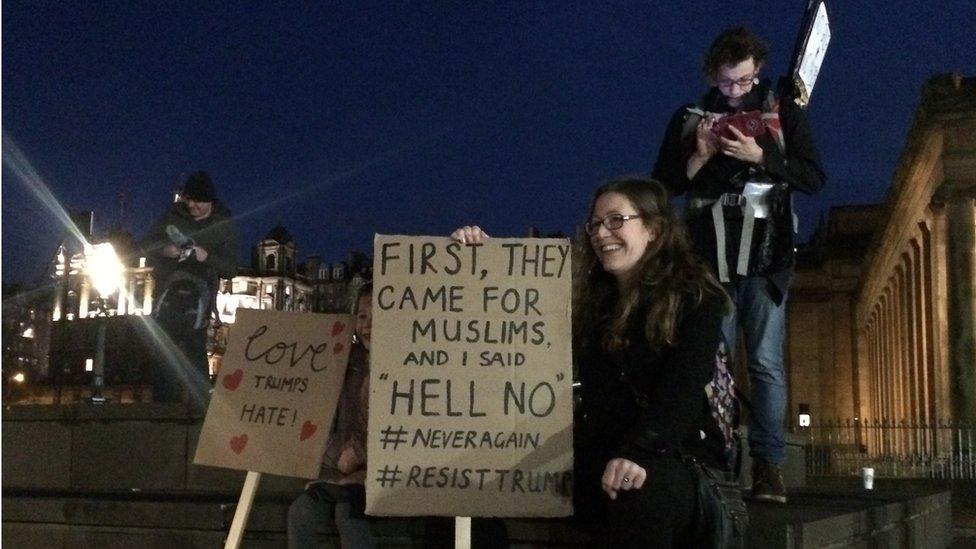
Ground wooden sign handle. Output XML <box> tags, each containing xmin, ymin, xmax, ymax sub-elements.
<box><xmin>224</xmin><ymin>471</ymin><xmax>263</xmax><ymax>549</ymax></box>
<box><xmin>455</xmin><ymin>516</ymin><xmax>472</xmax><ymax>549</ymax></box>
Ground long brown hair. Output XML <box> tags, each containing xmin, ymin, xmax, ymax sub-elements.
<box><xmin>573</xmin><ymin>178</ymin><xmax>729</xmax><ymax>353</ymax></box>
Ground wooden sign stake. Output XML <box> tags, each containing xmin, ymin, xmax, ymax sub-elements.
<box><xmin>224</xmin><ymin>471</ymin><xmax>263</xmax><ymax>549</ymax></box>
<box><xmin>455</xmin><ymin>516</ymin><xmax>472</xmax><ymax>549</ymax></box>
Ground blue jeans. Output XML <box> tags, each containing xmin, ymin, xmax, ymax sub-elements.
<box><xmin>287</xmin><ymin>484</ymin><xmax>375</xmax><ymax>549</ymax></box>
<box><xmin>722</xmin><ymin>276</ymin><xmax>787</xmax><ymax>465</ymax></box>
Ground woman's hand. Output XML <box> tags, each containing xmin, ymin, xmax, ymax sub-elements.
<box><xmin>694</xmin><ymin>117</ymin><xmax>719</xmax><ymax>160</ymax></box>
<box><xmin>719</xmin><ymin>125</ymin><xmax>764</xmax><ymax>164</ymax></box>
<box><xmin>337</xmin><ymin>445</ymin><xmax>363</xmax><ymax>474</ymax></box>
<box><xmin>601</xmin><ymin>458</ymin><xmax>647</xmax><ymax>500</ymax></box>
<box><xmin>687</xmin><ymin>117</ymin><xmax>719</xmax><ymax>180</ymax></box>
<box><xmin>450</xmin><ymin>225</ymin><xmax>490</xmax><ymax>244</ymax></box>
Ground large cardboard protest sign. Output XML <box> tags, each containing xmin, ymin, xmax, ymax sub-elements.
<box><xmin>367</xmin><ymin>235</ymin><xmax>573</xmax><ymax>517</ymax></box>
<box><xmin>195</xmin><ymin>309</ymin><xmax>352</xmax><ymax>479</ymax></box>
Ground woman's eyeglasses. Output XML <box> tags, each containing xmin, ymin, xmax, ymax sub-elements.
<box><xmin>716</xmin><ymin>73</ymin><xmax>757</xmax><ymax>89</ymax></box>
<box><xmin>585</xmin><ymin>214</ymin><xmax>642</xmax><ymax>235</ymax></box>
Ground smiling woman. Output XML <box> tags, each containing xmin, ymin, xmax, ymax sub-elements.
<box><xmin>451</xmin><ymin>177</ymin><xmax>735</xmax><ymax>547</ymax></box>
<box><xmin>571</xmin><ymin>178</ymin><xmax>735</xmax><ymax>547</ymax></box>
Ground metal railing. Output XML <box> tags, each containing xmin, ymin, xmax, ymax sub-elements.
<box><xmin>795</xmin><ymin>419</ymin><xmax>976</xmax><ymax>480</ymax></box>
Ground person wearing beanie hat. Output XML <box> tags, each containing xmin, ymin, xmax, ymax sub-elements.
<box><xmin>182</xmin><ymin>170</ymin><xmax>217</xmax><ymax>203</ymax></box>
<box><xmin>140</xmin><ymin>170</ymin><xmax>239</xmax><ymax>409</ymax></box>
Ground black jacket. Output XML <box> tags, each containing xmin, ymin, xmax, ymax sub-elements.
<box><xmin>141</xmin><ymin>201</ymin><xmax>239</xmax><ymax>292</ymax></box>
<box><xmin>653</xmin><ymin>79</ymin><xmax>825</xmax><ymax>200</ymax></box>
<box><xmin>576</xmin><ymin>292</ymin><xmax>728</xmax><ymax>472</ymax></box>
<box><xmin>652</xmin><ymin>79</ymin><xmax>826</xmax><ymax>299</ymax></box>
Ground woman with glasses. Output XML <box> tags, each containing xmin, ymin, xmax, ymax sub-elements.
<box><xmin>453</xmin><ymin>177</ymin><xmax>731</xmax><ymax>547</ymax></box>
<box><xmin>652</xmin><ymin>26</ymin><xmax>826</xmax><ymax>504</ymax></box>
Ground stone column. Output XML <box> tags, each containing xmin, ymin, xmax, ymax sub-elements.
<box><xmin>943</xmin><ymin>195</ymin><xmax>976</xmax><ymax>422</ymax></box>
<box><xmin>79</xmin><ymin>280</ymin><xmax>90</xmax><ymax>318</ymax></box>
<box><xmin>143</xmin><ymin>276</ymin><xmax>155</xmax><ymax>315</ymax></box>
<box><xmin>117</xmin><ymin>274</ymin><xmax>128</xmax><ymax>315</ymax></box>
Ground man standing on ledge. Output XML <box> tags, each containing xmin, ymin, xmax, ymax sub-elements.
<box><xmin>653</xmin><ymin>27</ymin><xmax>826</xmax><ymax>503</ymax></box>
<box><xmin>142</xmin><ymin>171</ymin><xmax>239</xmax><ymax>407</ymax></box>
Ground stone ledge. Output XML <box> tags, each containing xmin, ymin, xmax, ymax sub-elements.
<box><xmin>2</xmin><ymin>486</ymin><xmax>953</xmax><ymax>548</ymax></box>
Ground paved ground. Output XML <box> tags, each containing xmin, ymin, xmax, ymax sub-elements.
<box><xmin>955</xmin><ymin>507</ymin><xmax>976</xmax><ymax>547</ymax></box>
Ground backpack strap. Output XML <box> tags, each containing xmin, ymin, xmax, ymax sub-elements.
<box><xmin>762</xmin><ymin>87</ymin><xmax>786</xmax><ymax>155</ymax></box>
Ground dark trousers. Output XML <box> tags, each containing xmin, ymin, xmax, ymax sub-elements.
<box><xmin>152</xmin><ymin>317</ymin><xmax>208</xmax><ymax>403</ymax></box>
<box><xmin>578</xmin><ymin>452</ymin><xmax>698</xmax><ymax>548</ymax></box>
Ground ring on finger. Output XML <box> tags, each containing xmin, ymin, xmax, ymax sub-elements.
<box><xmin>622</xmin><ymin>477</ymin><xmax>631</xmax><ymax>484</ymax></box>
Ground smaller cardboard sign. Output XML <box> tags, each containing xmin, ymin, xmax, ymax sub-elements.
<box><xmin>194</xmin><ymin>309</ymin><xmax>352</xmax><ymax>479</ymax></box>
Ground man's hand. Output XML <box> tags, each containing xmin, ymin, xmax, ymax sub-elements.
<box><xmin>601</xmin><ymin>458</ymin><xmax>647</xmax><ymax>500</ymax></box>
<box><xmin>192</xmin><ymin>246</ymin><xmax>208</xmax><ymax>262</ymax></box>
<box><xmin>720</xmin><ymin>126</ymin><xmax>764</xmax><ymax>164</ymax></box>
<box><xmin>162</xmin><ymin>244</ymin><xmax>181</xmax><ymax>259</ymax></box>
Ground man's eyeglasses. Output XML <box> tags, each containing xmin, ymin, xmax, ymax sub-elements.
<box><xmin>716</xmin><ymin>73</ymin><xmax>757</xmax><ymax>88</ymax></box>
<box><xmin>585</xmin><ymin>214</ymin><xmax>642</xmax><ymax>235</ymax></box>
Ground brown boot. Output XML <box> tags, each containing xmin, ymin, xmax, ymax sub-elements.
<box><xmin>752</xmin><ymin>459</ymin><xmax>787</xmax><ymax>503</ymax></box>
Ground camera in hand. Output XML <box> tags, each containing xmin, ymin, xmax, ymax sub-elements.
<box><xmin>178</xmin><ymin>243</ymin><xmax>197</xmax><ymax>262</ymax></box>
<box><xmin>166</xmin><ymin>224</ymin><xmax>197</xmax><ymax>262</ymax></box>
<box><xmin>711</xmin><ymin>110</ymin><xmax>766</xmax><ymax>140</ymax></box>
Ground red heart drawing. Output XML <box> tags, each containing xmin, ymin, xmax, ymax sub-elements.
<box><xmin>222</xmin><ymin>369</ymin><xmax>243</xmax><ymax>391</ymax></box>
<box><xmin>332</xmin><ymin>342</ymin><xmax>345</xmax><ymax>355</ymax></box>
<box><xmin>230</xmin><ymin>434</ymin><xmax>248</xmax><ymax>454</ymax></box>
<box><xmin>299</xmin><ymin>420</ymin><xmax>317</xmax><ymax>441</ymax></box>
<box><xmin>331</xmin><ymin>321</ymin><xmax>346</xmax><ymax>337</ymax></box>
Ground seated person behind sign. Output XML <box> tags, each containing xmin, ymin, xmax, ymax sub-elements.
<box><xmin>288</xmin><ymin>283</ymin><xmax>375</xmax><ymax>549</ymax></box>
<box><xmin>452</xmin><ymin>178</ymin><xmax>731</xmax><ymax>547</ymax></box>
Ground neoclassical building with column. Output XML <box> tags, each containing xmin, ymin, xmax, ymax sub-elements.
<box><xmin>787</xmin><ymin>74</ymin><xmax>976</xmax><ymax>447</ymax></box>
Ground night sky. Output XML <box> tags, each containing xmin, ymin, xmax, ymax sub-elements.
<box><xmin>3</xmin><ymin>1</ymin><xmax>974</xmax><ymax>286</ymax></box>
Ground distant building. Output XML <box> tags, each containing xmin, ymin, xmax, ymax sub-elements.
<box><xmin>46</xmin><ymin>223</ymin><xmax>157</xmax><ymax>391</ymax></box>
<box><xmin>787</xmin><ymin>205</ymin><xmax>884</xmax><ymax>423</ymax></box>
<box><xmin>2</xmin><ymin>284</ymin><xmax>52</xmax><ymax>397</ymax></box>
<box><xmin>783</xmin><ymin>74</ymin><xmax>976</xmax><ymax>449</ymax></box>
<box><xmin>210</xmin><ymin>223</ymin><xmax>370</xmax><ymax>373</ymax></box>
<box><xmin>216</xmin><ymin>223</ymin><xmax>370</xmax><ymax>323</ymax></box>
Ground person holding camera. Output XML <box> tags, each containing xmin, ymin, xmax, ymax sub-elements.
<box><xmin>652</xmin><ymin>27</ymin><xmax>826</xmax><ymax>502</ymax></box>
<box><xmin>142</xmin><ymin>171</ymin><xmax>239</xmax><ymax>405</ymax></box>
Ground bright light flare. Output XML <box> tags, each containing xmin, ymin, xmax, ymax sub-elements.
<box><xmin>2</xmin><ymin>132</ymin><xmax>90</xmax><ymax>250</ymax></box>
<box><xmin>86</xmin><ymin>242</ymin><xmax>124</xmax><ymax>297</ymax></box>
<box><xmin>11</xmin><ymin>372</ymin><xmax>26</xmax><ymax>384</ymax></box>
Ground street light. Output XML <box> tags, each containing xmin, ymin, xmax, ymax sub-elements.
<box><xmin>85</xmin><ymin>242</ymin><xmax>124</xmax><ymax>404</ymax></box>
